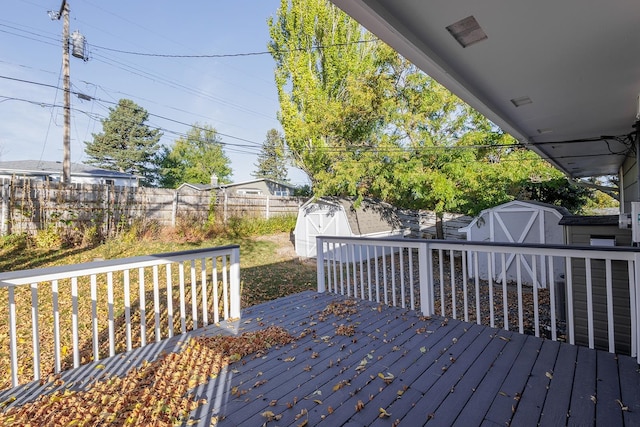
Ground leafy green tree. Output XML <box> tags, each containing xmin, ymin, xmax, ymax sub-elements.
<box><xmin>84</xmin><ymin>99</ymin><xmax>163</xmax><ymax>186</ymax></box>
<box><xmin>268</xmin><ymin>0</ymin><xmax>598</xmax><ymax>215</ymax></box>
<box><xmin>253</xmin><ymin>129</ymin><xmax>288</xmax><ymax>181</ymax></box>
<box><xmin>159</xmin><ymin>124</ymin><xmax>232</xmax><ymax>188</ymax></box>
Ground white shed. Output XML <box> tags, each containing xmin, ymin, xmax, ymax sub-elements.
<box><xmin>458</xmin><ymin>200</ymin><xmax>570</xmax><ymax>288</ymax></box>
<box><xmin>294</xmin><ymin>197</ymin><xmax>403</xmax><ymax>258</ymax></box>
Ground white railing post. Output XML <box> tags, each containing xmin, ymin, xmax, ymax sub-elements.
<box><xmin>230</xmin><ymin>247</ymin><xmax>241</xmax><ymax>319</ymax></box>
<box><xmin>419</xmin><ymin>241</ymin><xmax>433</xmax><ymax>317</ymax></box>
<box><xmin>317</xmin><ymin>237</ymin><xmax>326</xmax><ymax>293</ymax></box>
<box><xmin>8</xmin><ymin>286</ymin><xmax>18</xmax><ymax>387</ymax></box>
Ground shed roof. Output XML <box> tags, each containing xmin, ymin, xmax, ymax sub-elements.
<box><xmin>303</xmin><ymin>197</ymin><xmax>401</xmax><ymax>235</ymax></box>
<box><xmin>459</xmin><ymin>200</ymin><xmax>570</xmax><ymax>232</ymax></box>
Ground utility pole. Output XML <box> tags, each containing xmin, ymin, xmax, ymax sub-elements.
<box><xmin>62</xmin><ymin>0</ymin><xmax>70</xmax><ymax>185</ymax></box>
<box><xmin>50</xmin><ymin>0</ymin><xmax>71</xmax><ymax>184</ymax></box>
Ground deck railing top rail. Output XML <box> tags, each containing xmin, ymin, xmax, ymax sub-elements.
<box><xmin>0</xmin><ymin>245</ymin><xmax>240</xmax><ymax>288</ymax></box>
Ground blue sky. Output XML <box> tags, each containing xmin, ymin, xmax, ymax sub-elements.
<box><xmin>0</xmin><ymin>0</ymin><xmax>309</xmax><ymax>185</ymax></box>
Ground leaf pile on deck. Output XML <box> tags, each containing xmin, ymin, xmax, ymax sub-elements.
<box><xmin>0</xmin><ymin>326</ymin><xmax>294</xmax><ymax>426</ymax></box>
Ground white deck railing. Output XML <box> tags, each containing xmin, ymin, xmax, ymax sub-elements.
<box><xmin>0</xmin><ymin>245</ymin><xmax>240</xmax><ymax>389</ymax></box>
<box><xmin>316</xmin><ymin>236</ymin><xmax>640</xmax><ymax>363</ymax></box>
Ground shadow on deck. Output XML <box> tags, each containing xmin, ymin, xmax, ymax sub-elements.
<box><xmin>1</xmin><ymin>291</ymin><xmax>639</xmax><ymax>426</ymax></box>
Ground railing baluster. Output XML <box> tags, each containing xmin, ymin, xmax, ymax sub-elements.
<box><xmin>462</xmin><ymin>250</ymin><xmax>469</xmax><ymax>323</ymax></box>
<box><xmin>8</xmin><ymin>286</ymin><xmax>18</xmax><ymax>387</ymax></box>
<box><xmin>338</xmin><ymin>244</ymin><xmax>345</xmax><ymax>295</ymax></box>
<box><xmin>391</xmin><ymin>247</ymin><xmax>397</xmax><ymax>306</ymax></box>
<box><xmin>214</xmin><ymin>256</ymin><xmax>221</xmax><ymax>322</ymax></box>
<box><xmin>516</xmin><ymin>255</ymin><xmax>524</xmax><ymax>334</ymax></box>
<box><xmin>532</xmin><ymin>256</ymin><xmax>539</xmax><ymax>337</ymax></box>
<box><xmin>153</xmin><ymin>265</ymin><xmax>161</xmax><ymax>342</ymax></box>
<box><xmin>548</xmin><ymin>256</ymin><xmax>557</xmax><ymax>341</ymax></box>
<box><xmin>501</xmin><ymin>252</ymin><xmax>508</xmax><ymax>330</ymax></box>
<box><xmin>605</xmin><ymin>258</ymin><xmax>615</xmax><ymax>353</ymax></box>
<box><xmin>367</xmin><ymin>246</ymin><xmax>373</xmax><ymax>301</ymax></box>
<box><xmin>565</xmin><ymin>257</ymin><xmax>574</xmax><ymax>345</ymax></box>
<box><xmin>138</xmin><ymin>267</ymin><xmax>146</xmax><ymax>347</ymax></box>
<box><xmin>400</xmin><ymin>248</ymin><xmax>406</xmax><ymax>309</ymax></box>
<box><xmin>52</xmin><ymin>279</ymin><xmax>61</xmax><ymax>373</ymax></box>
<box><xmin>449</xmin><ymin>249</ymin><xmax>456</xmax><ymax>319</ymax></box>
<box><xmin>374</xmin><ymin>246</ymin><xmax>380</xmax><ymax>303</ymax></box>
<box><xmin>124</xmin><ymin>270</ymin><xmax>132</xmax><ymax>352</ymax></box>
<box><xmin>382</xmin><ymin>247</ymin><xmax>388</xmax><ymax>305</ymax></box>
<box><xmin>585</xmin><ymin>258</ymin><xmax>594</xmax><ymax>349</ymax></box>
<box><xmin>30</xmin><ymin>282</ymin><xmax>40</xmax><ymax>382</ymax></box>
<box><xmin>166</xmin><ymin>264</ymin><xmax>174</xmax><ymax>338</ymax></box>
<box><xmin>179</xmin><ymin>262</ymin><xmax>186</xmax><ymax>334</ymax></box>
<box><xmin>190</xmin><ymin>260</ymin><xmax>198</xmax><ymax>329</ymax></box>
<box><xmin>90</xmin><ymin>275</ymin><xmax>99</xmax><ymax>360</ymax></box>
<box><xmin>201</xmin><ymin>258</ymin><xmax>208</xmax><ymax>326</ymax></box>
<box><xmin>71</xmin><ymin>277</ymin><xmax>80</xmax><ymax>368</ymax></box>
<box><xmin>223</xmin><ymin>255</ymin><xmax>229</xmax><ymax>319</ymax></box>
<box><xmin>345</xmin><ymin>244</ymin><xmax>352</xmax><ymax>297</ymax></box>
<box><xmin>107</xmin><ymin>272</ymin><xmax>115</xmax><ymax>356</ymax></box>
<box><xmin>438</xmin><ymin>249</ymin><xmax>445</xmax><ymax>316</ymax></box>
<box><xmin>360</xmin><ymin>246</ymin><xmax>366</xmax><ymax>301</ymax></box>
<box><xmin>409</xmin><ymin>248</ymin><xmax>415</xmax><ymax>311</ymax></box>
<box><xmin>488</xmin><ymin>252</ymin><xmax>494</xmax><ymax>328</ymax></box>
<box><xmin>351</xmin><ymin>244</ymin><xmax>358</xmax><ymax>298</ymax></box>
<box><xmin>474</xmin><ymin>252</ymin><xmax>481</xmax><ymax>325</ymax></box>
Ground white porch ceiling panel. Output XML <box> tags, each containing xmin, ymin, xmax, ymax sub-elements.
<box><xmin>330</xmin><ymin>0</ymin><xmax>640</xmax><ymax>178</ymax></box>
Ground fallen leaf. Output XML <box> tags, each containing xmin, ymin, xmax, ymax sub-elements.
<box><xmin>545</xmin><ymin>371</ymin><xmax>553</xmax><ymax>379</ymax></box>
<box><xmin>95</xmin><ymin>364</ymin><xmax>106</xmax><ymax>370</ymax></box>
<box><xmin>379</xmin><ymin>407</ymin><xmax>392</xmax><ymax>418</ymax></box>
<box><xmin>420</xmin><ymin>346</ymin><xmax>427</xmax><ymax>353</ymax></box>
<box><xmin>284</xmin><ymin>356</ymin><xmax>296</xmax><ymax>362</ymax></box>
<box><xmin>355</xmin><ymin>400</ymin><xmax>365</xmax><ymax>412</ymax></box>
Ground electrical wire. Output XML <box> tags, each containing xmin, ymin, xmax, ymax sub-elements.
<box><xmin>89</xmin><ymin>39</ymin><xmax>380</xmax><ymax>58</ymax></box>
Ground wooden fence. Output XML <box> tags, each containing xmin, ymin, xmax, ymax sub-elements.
<box><xmin>0</xmin><ymin>178</ymin><xmax>473</xmax><ymax>241</ymax></box>
<box><xmin>0</xmin><ymin>179</ymin><xmax>304</xmax><ymax>238</ymax></box>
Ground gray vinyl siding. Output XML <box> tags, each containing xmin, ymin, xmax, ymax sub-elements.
<box><xmin>621</xmin><ymin>153</ymin><xmax>638</xmax><ymax>212</ymax></box>
<box><xmin>564</xmin><ymin>224</ymin><xmax>632</xmax><ymax>354</ymax></box>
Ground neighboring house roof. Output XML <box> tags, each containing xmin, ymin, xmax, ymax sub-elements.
<box><xmin>221</xmin><ymin>178</ymin><xmax>296</xmax><ymax>189</ymax></box>
<box><xmin>0</xmin><ymin>160</ymin><xmax>137</xmax><ymax>180</ymax></box>
<box><xmin>330</xmin><ymin>1</ymin><xmax>639</xmax><ymax>178</ymax></box>
<box><xmin>177</xmin><ymin>183</ymin><xmax>217</xmax><ymax>191</ymax></box>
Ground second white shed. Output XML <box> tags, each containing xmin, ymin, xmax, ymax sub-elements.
<box><xmin>294</xmin><ymin>197</ymin><xmax>403</xmax><ymax>258</ymax></box>
<box><xmin>458</xmin><ymin>200</ymin><xmax>570</xmax><ymax>288</ymax></box>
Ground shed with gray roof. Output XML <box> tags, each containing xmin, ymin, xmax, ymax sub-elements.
<box><xmin>294</xmin><ymin>197</ymin><xmax>404</xmax><ymax>258</ymax></box>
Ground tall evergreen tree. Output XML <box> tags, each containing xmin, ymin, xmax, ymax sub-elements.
<box><xmin>252</xmin><ymin>129</ymin><xmax>288</xmax><ymax>181</ymax></box>
<box><xmin>159</xmin><ymin>124</ymin><xmax>232</xmax><ymax>188</ymax></box>
<box><xmin>84</xmin><ymin>99</ymin><xmax>162</xmax><ymax>186</ymax></box>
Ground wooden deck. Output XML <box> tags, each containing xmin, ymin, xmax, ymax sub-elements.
<box><xmin>2</xmin><ymin>290</ymin><xmax>639</xmax><ymax>426</ymax></box>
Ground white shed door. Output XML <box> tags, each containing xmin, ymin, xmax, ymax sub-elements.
<box><xmin>491</xmin><ymin>206</ymin><xmax>547</xmax><ymax>288</ymax></box>
<box><xmin>305</xmin><ymin>209</ymin><xmax>339</xmax><ymax>257</ymax></box>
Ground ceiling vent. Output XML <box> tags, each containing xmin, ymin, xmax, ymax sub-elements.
<box><xmin>446</xmin><ymin>16</ymin><xmax>488</xmax><ymax>48</ymax></box>
<box><xmin>510</xmin><ymin>96</ymin><xmax>533</xmax><ymax>107</ymax></box>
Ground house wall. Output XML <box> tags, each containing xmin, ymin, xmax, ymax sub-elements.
<box><xmin>621</xmin><ymin>152</ymin><xmax>638</xmax><ymax>212</ymax></box>
<box><xmin>564</xmin><ymin>223</ymin><xmax>633</xmax><ymax>354</ymax></box>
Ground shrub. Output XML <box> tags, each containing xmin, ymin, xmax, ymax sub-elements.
<box><xmin>33</xmin><ymin>225</ymin><xmax>63</xmax><ymax>249</ymax></box>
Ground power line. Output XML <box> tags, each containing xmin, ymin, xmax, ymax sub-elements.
<box><xmin>89</xmin><ymin>39</ymin><xmax>380</xmax><ymax>58</ymax></box>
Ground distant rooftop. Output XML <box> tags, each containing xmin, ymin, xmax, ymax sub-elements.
<box><xmin>0</xmin><ymin>160</ymin><xmax>137</xmax><ymax>179</ymax></box>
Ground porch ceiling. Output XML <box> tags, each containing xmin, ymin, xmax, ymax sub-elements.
<box><xmin>330</xmin><ymin>0</ymin><xmax>640</xmax><ymax>178</ymax></box>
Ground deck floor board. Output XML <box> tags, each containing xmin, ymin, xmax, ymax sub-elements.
<box><xmin>1</xmin><ymin>290</ymin><xmax>639</xmax><ymax>427</ymax></box>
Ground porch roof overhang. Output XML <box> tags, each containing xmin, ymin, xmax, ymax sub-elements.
<box><xmin>330</xmin><ymin>0</ymin><xmax>640</xmax><ymax>178</ymax></box>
